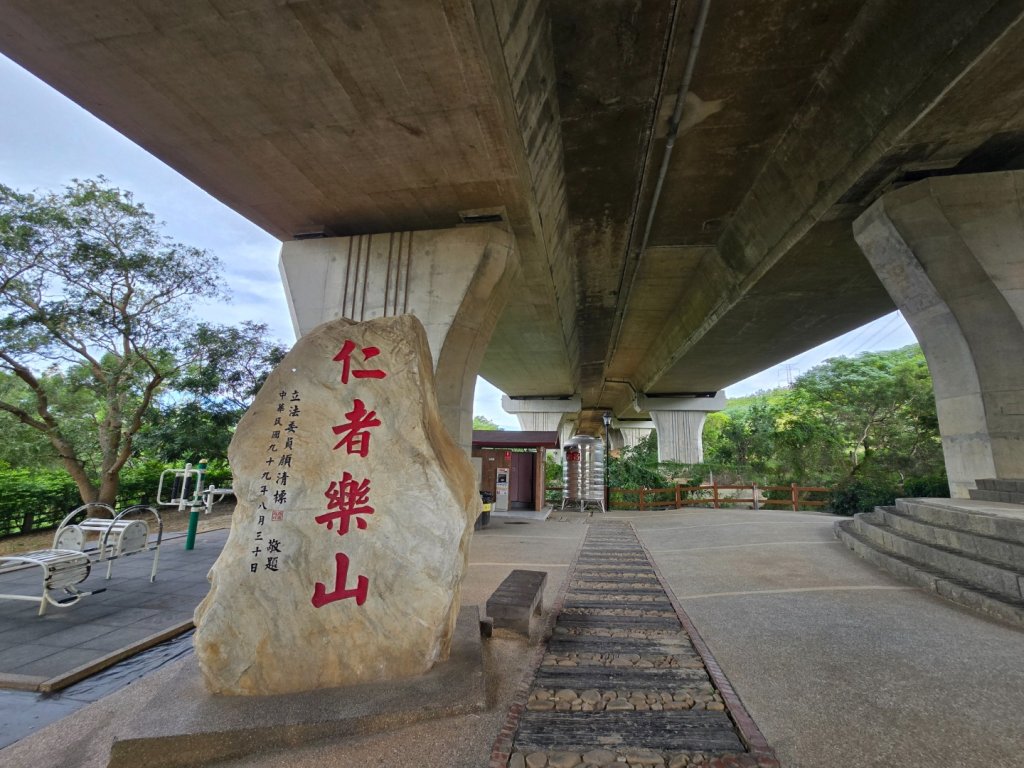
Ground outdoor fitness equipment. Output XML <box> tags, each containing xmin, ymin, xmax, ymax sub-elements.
<box><xmin>157</xmin><ymin>461</ymin><xmax>233</xmax><ymax>550</ymax></box>
<box><xmin>0</xmin><ymin>502</ymin><xmax>163</xmax><ymax>615</ymax></box>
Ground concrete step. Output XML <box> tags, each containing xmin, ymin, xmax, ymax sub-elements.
<box><xmin>875</xmin><ymin>506</ymin><xmax>1024</xmax><ymax>572</ymax></box>
<box><xmin>851</xmin><ymin>512</ymin><xmax>1024</xmax><ymax>601</ymax></box>
<box><xmin>975</xmin><ymin>478</ymin><xmax>1024</xmax><ymax>493</ymax></box>
<box><xmin>896</xmin><ymin>498</ymin><xmax>1024</xmax><ymax>546</ymax></box>
<box><xmin>834</xmin><ymin>519</ymin><xmax>1024</xmax><ymax>627</ymax></box>
<box><xmin>969</xmin><ymin>488</ymin><xmax>1024</xmax><ymax>505</ymax></box>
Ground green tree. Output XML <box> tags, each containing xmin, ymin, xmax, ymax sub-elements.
<box><xmin>0</xmin><ymin>178</ymin><xmax>222</xmax><ymax>504</ymax></box>
<box><xmin>608</xmin><ymin>432</ymin><xmax>668</xmax><ymax>488</ymax></box>
<box><xmin>699</xmin><ymin>346</ymin><xmax>946</xmax><ymax>510</ymax></box>
<box><xmin>174</xmin><ymin>321</ymin><xmax>287</xmax><ymax>410</ymax></box>
<box><xmin>473</xmin><ymin>415</ymin><xmax>503</xmax><ymax>430</ymax></box>
<box><xmin>135</xmin><ymin>322</ymin><xmax>286</xmax><ymax>463</ymax></box>
<box><xmin>791</xmin><ymin>346</ymin><xmax>941</xmax><ymax>482</ymax></box>
<box><xmin>0</xmin><ymin>367</ymin><xmax>100</xmax><ymax>471</ymax></box>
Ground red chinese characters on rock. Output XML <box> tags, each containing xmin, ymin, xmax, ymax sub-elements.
<box><xmin>317</xmin><ymin>471</ymin><xmax>374</xmax><ymax>535</ymax></box>
<box><xmin>311</xmin><ymin>552</ymin><xmax>368</xmax><ymax>607</ymax></box>
<box><xmin>333</xmin><ymin>340</ymin><xmax>387</xmax><ymax>384</ymax></box>
<box><xmin>312</xmin><ymin>340</ymin><xmax>387</xmax><ymax>609</ymax></box>
<box><xmin>331</xmin><ymin>399</ymin><xmax>381</xmax><ymax>457</ymax></box>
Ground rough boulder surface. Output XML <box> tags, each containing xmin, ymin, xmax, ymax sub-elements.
<box><xmin>194</xmin><ymin>315</ymin><xmax>479</xmax><ymax>695</ymax></box>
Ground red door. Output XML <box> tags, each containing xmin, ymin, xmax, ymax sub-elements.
<box><xmin>510</xmin><ymin>451</ymin><xmax>535</xmax><ymax>509</ymax></box>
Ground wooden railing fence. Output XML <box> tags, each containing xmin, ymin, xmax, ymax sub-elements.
<box><xmin>547</xmin><ymin>482</ymin><xmax>831</xmax><ymax>512</ymax></box>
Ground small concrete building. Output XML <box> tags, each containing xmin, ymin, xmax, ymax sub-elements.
<box><xmin>471</xmin><ymin>431</ymin><xmax>559</xmax><ymax>513</ymax></box>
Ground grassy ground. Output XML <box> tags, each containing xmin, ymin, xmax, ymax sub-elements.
<box><xmin>0</xmin><ymin>501</ymin><xmax>236</xmax><ymax>555</ymax></box>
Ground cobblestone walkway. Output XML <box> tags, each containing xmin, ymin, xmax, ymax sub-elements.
<box><xmin>492</xmin><ymin>522</ymin><xmax>779</xmax><ymax>768</ymax></box>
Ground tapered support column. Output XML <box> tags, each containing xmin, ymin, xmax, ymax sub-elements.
<box><xmin>854</xmin><ymin>172</ymin><xmax>1024</xmax><ymax>497</ymax></box>
<box><xmin>636</xmin><ymin>393</ymin><xmax>726</xmax><ymax>464</ymax></box>
<box><xmin>609</xmin><ymin>420</ymin><xmax>655</xmax><ymax>452</ymax></box>
<box><xmin>281</xmin><ymin>224</ymin><xmax>518</xmax><ymax>452</ymax></box>
<box><xmin>501</xmin><ymin>395</ymin><xmax>580</xmax><ymax>435</ymax></box>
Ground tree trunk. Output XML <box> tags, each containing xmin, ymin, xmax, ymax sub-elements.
<box><xmin>98</xmin><ymin>472</ymin><xmax>120</xmax><ymax>506</ymax></box>
<box><xmin>59</xmin><ymin>452</ymin><xmax>100</xmax><ymax>503</ymax></box>
<box><xmin>46</xmin><ymin>433</ymin><xmax>100</xmax><ymax>503</ymax></box>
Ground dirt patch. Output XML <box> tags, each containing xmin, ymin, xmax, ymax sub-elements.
<box><xmin>0</xmin><ymin>501</ymin><xmax>236</xmax><ymax>556</ymax></box>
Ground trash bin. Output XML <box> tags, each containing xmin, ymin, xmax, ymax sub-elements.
<box><xmin>476</xmin><ymin>491</ymin><xmax>494</xmax><ymax>530</ymax></box>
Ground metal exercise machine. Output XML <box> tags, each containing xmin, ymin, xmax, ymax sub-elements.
<box><xmin>157</xmin><ymin>461</ymin><xmax>232</xmax><ymax>550</ymax></box>
<box><xmin>0</xmin><ymin>502</ymin><xmax>163</xmax><ymax>615</ymax></box>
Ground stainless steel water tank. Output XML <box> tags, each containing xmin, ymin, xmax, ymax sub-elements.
<box><xmin>562</xmin><ymin>435</ymin><xmax>605</xmax><ymax>510</ymax></box>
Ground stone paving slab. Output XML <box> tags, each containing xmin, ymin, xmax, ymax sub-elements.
<box><xmin>0</xmin><ymin>530</ymin><xmax>226</xmax><ymax>690</ymax></box>
<box><xmin>490</xmin><ymin>521</ymin><xmax>778</xmax><ymax>768</ymax></box>
<box><xmin>514</xmin><ymin>710</ymin><xmax>743</xmax><ymax>754</ymax></box>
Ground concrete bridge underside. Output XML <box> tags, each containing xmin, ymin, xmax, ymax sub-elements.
<box><xmin>3</xmin><ymin>1</ymin><xmax>1024</xmax><ymax>488</ymax></box>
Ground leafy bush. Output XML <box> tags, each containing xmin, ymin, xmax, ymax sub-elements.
<box><xmin>903</xmin><ymin>473</ymin><xmax>949</xmax><ymax>498</ymax></box>
<box><xmin>117</xmin><ymin>458</ymin><xmax>232</xmax><ymax>506</ymax></box>
<box><xmin>830</xmin><ymin>476</ymin><xmax>899</xmax><ymax>516</ymax></box>
<box><xmin>0</xmin><ymin>460</ymin><xmax>235</xmax><ymax>539</ymax></box>
<box><xmin>607</xmin><ymin>433</ymin><xmax>669</xmax><ymax>490</ymax></box>
<box><xmin>0</xmin><ymin>469</ymin><xmax>81</xmax><ymax>536</ymax></box>
<box><xmin>116</xmin><ymin>458</ymin><xmax>173</xmax><ymax>506</ymax></box>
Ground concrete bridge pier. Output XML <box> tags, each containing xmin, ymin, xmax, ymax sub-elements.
<box><xmin>609</xmin><ymin>420</ymin><xmax>655</xmax><ymax>453</ymax></box>
<box><xmin>280</xmin><ymin>224</ymin><xmax>518</xmax><ymax>452</ymax></box>
<box><xmin>854</xmin><ymin>172</ymin><xmax>1024</xmax><ymax>497</ymax></box>
<box><xmin>635</xmin><ymin>393</ymin><xmax>726</xmax><ymax>465</ymax></box>
<box><xmin>500</xmin><ymin>395</ymin><xmax>581</xmax><ymax>438</ymax></box>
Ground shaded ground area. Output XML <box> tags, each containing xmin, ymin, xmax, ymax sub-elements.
<box><xmin>2</xmin><ymin>509</ymin><xmax>1023</xmax><ymax>767</ymax></box>
<box><xmin>0</xmin><ymin>517</ymin><xmax>588</xmax><ymax>768</ymax></box>
<box><xmin>0</xmin><ymin>631</ymin><xmax>194</xmax><ymax>750</ymax></box>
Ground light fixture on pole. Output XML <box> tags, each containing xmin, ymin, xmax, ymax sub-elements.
<box><xmin>602</xmin><ymin>411</ymin><xmax>612</xmax><ymax>513</ymax></box>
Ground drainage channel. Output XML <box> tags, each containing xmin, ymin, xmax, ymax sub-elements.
<box><xmin>492</xmin><ymin>521</ymin><xmax>779</xmax><ymax>768</ymax></box>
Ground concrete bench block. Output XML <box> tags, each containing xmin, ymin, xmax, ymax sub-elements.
<box><xmin>486</xmin><ymin>569</ymin><xmax>547</xmax><ymax>635</ymax></box>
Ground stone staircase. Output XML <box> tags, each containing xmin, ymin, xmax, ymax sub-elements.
<box><xmin>969</xmin><ymin>478</ymin><xmax>1024</xmax><ymax>505</ymax></box>
<box><xmin>835</xmin><ymin>497</ymin><xmax>1024</xmax><ymax>627</ymax></box>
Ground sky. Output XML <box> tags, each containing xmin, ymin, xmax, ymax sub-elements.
<box><xmin>0</xmin><ymin>53</ymin><xmax>918</xmax><ymax>430</ymax></box>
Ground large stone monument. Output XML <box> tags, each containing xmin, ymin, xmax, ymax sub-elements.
<box><xmin>194</xmin><ymin>315</ymin><xmax>479</xmax><ymax>695</ymax></box>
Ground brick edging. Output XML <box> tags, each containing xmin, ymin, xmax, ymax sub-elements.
<box><xmin>488</xmin><ymin>521</ymin><xmax>590</xmax><ymax>768</ymax></box>
<box><xmin>635</xmin><ymin>522</ymin><xmax>781</xmax><ymax>767</ymax></box>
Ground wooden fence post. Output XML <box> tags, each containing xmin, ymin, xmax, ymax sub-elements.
<box><xmin>675</xmin><ymin>484</ymin><xmax>681</xmax><ymax>509</ymax></box>
<box><xmin>639</xmin><ymin>488</ymin><xmax>645</xmax><ymax>511</ymax></box>
<box><xmin>712</xmin><ymin>481</ymin><xmax>719</xmax><ymax>509</ymax></box>
<box><xmin>791</xmin><ymin>482</ymin><xmax>798</xmax><ymax>512</ymax></box>
<box><xmin>753</xmin><ymin>483</ymin><xmax>759</xmax><ymax>510</ymax></box>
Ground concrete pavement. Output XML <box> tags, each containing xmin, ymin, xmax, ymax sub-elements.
<box><xmin>0</xmin><ymin>517</ymin><xmax>587</xmax><ymax>768</ymax></box>
<box><xmin>619</xmin><ymin>508</ymin><xmax>1024</xmax><ymax>768</ymax></box>
<box><xmin>3</xmin><ymin>509</ymin><xmax>1023</xmax><ymax>767</ymax></box>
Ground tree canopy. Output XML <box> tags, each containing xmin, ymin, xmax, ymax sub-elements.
<box><xmin>604</xmin><ymin>346</ymin><xmax>947</xmax><ymax>512</ymax></box>
<box><xmin>0</xmin><ymin>178</ymin><xmax>282</xmax><ymax>504</ymax></box>
<box><xmin>473</xmin><ymin>415</ymin><xmax>504</xmax><ymax>431</ymax></box>
<box><xmin>699</xmin><ymin>346</ymin><xmax>947</xmax><ymax>510</ymax></box>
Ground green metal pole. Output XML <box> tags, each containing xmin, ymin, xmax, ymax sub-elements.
<box><xmin>184</xmin><ymin>460</ymin><xmax>207</xmax><ymax>550</ymax></box>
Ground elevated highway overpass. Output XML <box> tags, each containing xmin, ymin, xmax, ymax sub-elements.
<box><xmin>2</xmin><ymin>0</ymin><xmax>1023</xmax><ymax>494</ymax></box>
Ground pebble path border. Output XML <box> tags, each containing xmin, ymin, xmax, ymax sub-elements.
<box><xmin>489</xmin><ymin>521</ymin><xmax>779</xmax><ymax>768</ymax></box>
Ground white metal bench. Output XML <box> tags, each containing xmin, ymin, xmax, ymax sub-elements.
<box><xmin>0</xmin><ymin>549</ymin><xmax>102</xmax><ymax>615</ymax></box>
<box><xmin>0</xmin><ymin>503</ymin><xmax>162</xmax><ymax>615</ymax></box>
<box><xmin>53</xmin><ymin>503</ymin><xmax>163</xmax><ymax>582</ymax></box>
